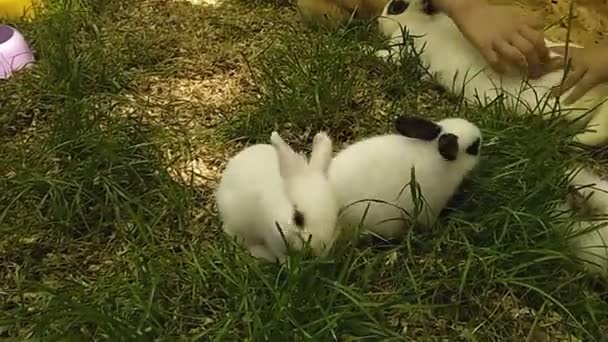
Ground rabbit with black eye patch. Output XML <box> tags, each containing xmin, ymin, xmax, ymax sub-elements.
<box><xmin>215</xmin><ymin>131</ymin><xmax>339</xmax><ymax>262</ymax></box>
<box><xmin>376</xmin><ymin>0</ymin><xmax>608</xmax><ymax>147</ymax></box>
<box><xmin>328</xmin><ymin>115</ymin><xmax>482</xmax><ymax>240</ymax></box>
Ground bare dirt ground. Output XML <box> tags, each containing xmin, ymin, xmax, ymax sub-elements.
<box><xmin>493</xmin><ymin>0</ymin><xmax>608</xmax><ymax>46</ymax></box>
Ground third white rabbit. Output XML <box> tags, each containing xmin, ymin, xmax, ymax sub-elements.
<box><xmin>376</xmin><ymin>0</ymin><xmax>608</xmax><ymax>147</ymax></box>
<box><xmin>561</xmin><ymin>167</ymin><xmax>608</xmax><ymax>275</ymax></box>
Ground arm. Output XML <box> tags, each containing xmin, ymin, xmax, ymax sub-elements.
<box><xmin>432</xmin><ymin>0</ymin><xmax>558</xmax><ymax>79</ymax></box>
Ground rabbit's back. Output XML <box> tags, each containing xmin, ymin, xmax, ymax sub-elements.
<box><xmin>330</xmin><ymin>135</ymin><xmax>423</xmax><ymax>201</ymax></box>
<box><xmin>398</xmin><ymin>14</ymin><xmax>491</xmax><ymax>99</ymax></box>
<box><xmin>567</xmin><ymin>168</ymin><xmax>608</xmax><ymax>274</ymax></box>
<box><xmin>410</xmin><ymin>16</ymin><xmax>547</xmax><ymax>105</ymax></box>
<box><xmin>329</xmin><ymin>135</ymin><xmax>458</xmax><ymax>236</ymax></box>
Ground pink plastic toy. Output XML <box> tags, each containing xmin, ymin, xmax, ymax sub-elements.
<box><xmin>0</xmin><ymin>25</ymin><xmax>34</xmax><ymax>79</ymax></box>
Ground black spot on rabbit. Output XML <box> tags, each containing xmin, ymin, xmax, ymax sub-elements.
<box><xmin>438</xmin><ymin>134</ymin><xmax>480</xmax><ymax>161</ymax></box>
<box><xmin>293</xmin><ymin>209</ymin><xmax>305</xmax><ymax>228</ymax></box>
<box><xmin>394</xmin><ymin>116</ymin><xmax>482</xmax><ymax>162</ymax></box>
<box><xmin>466</xmin><ymin>138</ymin><xmax>481</xmax><ymax>156</ymax></box>
<box><xmin>387</xmin><ymin>0</ymin><xmax>409</xmax><ymax>15</ymax></box>
<box><xmin>422</xmin><ymin>0</ymin><xmax>439</xmax><ymax>15</ymax></box>
<box><xmin>438</xmin><ymin>133</ymin><xmax>459</xmax><ymax>161</ymax></box>
<box><xmin>394</xmin><ymin>116</ymin><xmax>441</xmax><ymax>141</ymax></box>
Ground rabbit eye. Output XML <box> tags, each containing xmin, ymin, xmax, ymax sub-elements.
<box><xmin>438</xmin><ymin>133</ymin><xmax>459</xmax><ymax>161</ymax></box>
<box><xmin>293</xmin><ymin>209</ymin><xmax>305</xmax><ymax>228</ymax></box>
<box><xmin>388</xmin><ymin>0</ymin><xmax>408</xmax><ymax>15</ymax></box>
<box><xmin>465</xmin><ymin>138</ymin><xmax>480</xmax><ymax>156</ymax></box>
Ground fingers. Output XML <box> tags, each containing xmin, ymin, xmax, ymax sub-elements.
<box><xmin>519</xmin><ymin>25</ymin><xmax>549</xmax><ymax>62</ymax></box>
<box><xmin>482</xmin><ymin>47</ymin><xmax>507</xmax><ymax>74</ymax></box>
<box><xmin>509</xmin><ymin>34</ymin><xmax>541</xmax><ymax>77</ymax></box>
<box><xmin>559</xmin><ymin>67</ymin><xmax>587</xmax><ymax>96</ymax></box>
<box><xmin>493</xmin><ymin>25</ymin><xmax>551</xmax><ymax>78</ymax></box>
<box><xmin>521</xmin><ymin>12</ymin><xmax>544</xmax><ymax>30</ymax></box>
<box><xmin>492</xmin><ymin>40</ymin><xmax>526</xmax><ymax>74</ymax></box>
<box><xmin>519</xmin><ymin>13</ymin><xmax>551</xmax><ymax>71</ymax></box>
<box><xmin>565</xmin><ymin>73</ymin><xmax>597</xmax><ymax>105</ymax></box>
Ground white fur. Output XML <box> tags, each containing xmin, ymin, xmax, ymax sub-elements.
<box><xmin>328</xmin><ymin>117</ymin><xmax>481</xmax><ymax>239</ymax></box>
<box><xmin>376</xmin><ymin>0</ymin><xmax>608</xmax><ymax>147</ymax></box>
<box><xmin>563</xmin><ymin>167</ymin><xmax>608</xmax><ymax>275</ymax></box>
<box><xmin>215</xmin><ymin>131</ymin><xmax>338</xmax><ymax>262</ymax></box>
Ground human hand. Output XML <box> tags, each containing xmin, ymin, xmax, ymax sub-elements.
<box><xmin>446</xmin><ymin>1</ymin><xmax>560</xmax><ymax>79</ymax></box>
<box><xmin>550</xmin><ymin>44</ymin><xmax>608</xmax><ymax>105</ymax></box>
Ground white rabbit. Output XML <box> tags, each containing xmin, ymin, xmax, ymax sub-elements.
<box><xmin>328</xmin><ymin>115</ymin><xmax>482</xmax><ymax>239</ymax></box>
<box><xmin>376</xmin><ymin>0</ymin><xmax>608</xmax><ymax>147</ymax></box>
<box><xmin>561</xmin><ymin>167</ymin><xmax>608</xmax><ymax>275</ymax></box>
<box><xmin>215</xmin><ymin>131</ymin><xmax>339</xmax><ymax>262</ymax></box>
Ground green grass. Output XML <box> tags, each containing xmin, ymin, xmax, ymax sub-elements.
<box><xmin>1</xmin><ymin>0</ymin><xmax>607</xmax><ymax>340</ymax></box>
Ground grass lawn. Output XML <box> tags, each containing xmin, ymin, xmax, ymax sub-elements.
<box><xmin>1</xmin><ymin>0</ymin><xmax>607</xmax><ymax>340</ymax></box>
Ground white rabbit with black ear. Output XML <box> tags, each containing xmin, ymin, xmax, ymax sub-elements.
<box><xmin>215</xmin><ymin>131</ymin><xmax>339</xmax><ymax>262</ymax></box>
<box><xmin>376</xmin><ymin>0</ymin><xmax>608</xmax><ymax>147</ymax></box>
<box><xmin>328</xmin><ymin>115</ymin><xmax>482</xmax><ymax>239</ymax></box>
<box><xmin>561</xmin><ymin>167</ymin><xmax>608</xmax><ymax>275</ymax></box>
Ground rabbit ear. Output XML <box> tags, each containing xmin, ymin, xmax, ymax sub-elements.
<box><xmin>271</xmin><ymin>132</ymin><xmax>307</xmax><ymax>179</ymax></box>
<box><xmin>394</xmin><ymin>116</ymin><xmax>441</xmax><ymax>141</ymax></box>
<box><xmin>309</xmin><ymin>131</ymin><xmax>333</xmax><ymax>173</ymax></box>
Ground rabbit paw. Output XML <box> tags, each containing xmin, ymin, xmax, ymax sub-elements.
<box><xmin>249</xmin><ymin>244</ymin><xmax>279</xmax><ymax>261</ymax></box>
<box><xmin>573</xmin><ymin>127</ymin><xmax>608</xmax><ymax>147</ymax></box>
<box><xmin>374</xmin><ymin>48</ymin><xmax>392</xmax><ymax>60</ymax></box>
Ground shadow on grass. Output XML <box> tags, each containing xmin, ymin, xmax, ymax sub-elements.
<box><xmin>0</xmin><ymin>1</ymin><xmax>194</xmax><ymax>337</ymax></box>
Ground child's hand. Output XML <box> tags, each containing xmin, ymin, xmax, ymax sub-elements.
<box><xmin>551</xmin><ymin>44</ymin><xmax>608</xmax><ymax>105</ymax></box>
<box><xmin>445</xmin><ymin>1</ymin><xmax>559</xmax><ymax>79</ymax></box>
